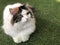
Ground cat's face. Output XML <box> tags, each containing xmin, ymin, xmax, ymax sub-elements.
<box><xmin>9</xmin><ymin>3</ymin><xmax>34</xmax><ymax>25</ymax></box>
<box><xmin>20</xmin><ymin>9</ymin><xmax>32</xmax><ymax>22</ymax></box>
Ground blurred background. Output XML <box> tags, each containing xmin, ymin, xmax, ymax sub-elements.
<box><xmin>0</xmin><ymin>0</ymin><xmax>60</xmax><ymax>45</ymax></box>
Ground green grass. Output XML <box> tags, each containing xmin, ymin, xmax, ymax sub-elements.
<box><xmin>0</xmin><ymin>0</ymin><xmax>60</xmax><ymax>45</ymax></box>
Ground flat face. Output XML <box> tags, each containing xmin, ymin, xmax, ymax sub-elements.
<box><xmin>10</xmin><ymin>4</ymin><xmax>33</xmax><ymax>25</ymax></box>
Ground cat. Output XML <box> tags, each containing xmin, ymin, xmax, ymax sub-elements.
<box><xmin>2</xmin><ymin>3</ymin><xmax>36</xmax><ymax>43</ymax></box>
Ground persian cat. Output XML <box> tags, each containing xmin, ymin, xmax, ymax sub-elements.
<box><xmin>2</xmin><ymin>3</ymin><xmax>36</xmax><ymax>43</ymax></box>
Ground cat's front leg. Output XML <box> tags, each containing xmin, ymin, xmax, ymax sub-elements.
<box><xmin>21</xmin><ymin>33</ymin><xmax>30</xmax><ymax>42</ymax></box>
<box><xmin>12</xmin><ymin>35</ymin><xmax>22</xmax><ymax>43</ymax></box>
<box><xmin>13</xmin><ymin>33</ymin><xmax>30</xmax><ymax>43</ymax></box>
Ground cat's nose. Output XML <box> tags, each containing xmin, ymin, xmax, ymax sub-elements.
<box><xmin>24</xmin><ymin>16</ymin><xmax>28</xmax><ymax>21</ymax></box>
<box><xmin>24</xmin><ymin>15</ymin><xmax>28</xmax><ymax>19</ymax></box>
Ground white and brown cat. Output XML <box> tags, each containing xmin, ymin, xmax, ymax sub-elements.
<box><xmin>2</xmin><ymin>3</ymin><xmax>36</xmax><ymax>43</ymax></box>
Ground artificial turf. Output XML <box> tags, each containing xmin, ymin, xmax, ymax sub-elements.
<box><xmin>0</xmin><ymin>0</ymin><xmax>60</xmax><ymax>45</ymax></box>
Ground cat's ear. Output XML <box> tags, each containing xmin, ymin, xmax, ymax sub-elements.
<box><xmin>9</xmin><ymin>7</ymin><xmax>19</xmax><ymax>15</ymax></box>
<box><xmin>24</xmin><ymin>3</ymin><xmax>35</xmax><ymax>12</ymax></box>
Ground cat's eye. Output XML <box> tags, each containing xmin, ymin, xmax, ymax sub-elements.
<box><xmin>27</xmin><ymin>11</ymin><xmax>30</xmax><ymax>15</ymax></box>
<box><xmin>18</xmin><ymin>13</ymin><xmax>23</xmax><ymax>17</ymax></box>
<box><xmin>19</xmin><ymin>15</ymin><xmax>23</xmax><ymax>17</ymax></box>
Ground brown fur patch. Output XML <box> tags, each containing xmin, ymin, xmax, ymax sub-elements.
<box><xmin>9</xmin><ymin>7</ymin><xmax>19</xmax><ymax>15</ymax></box>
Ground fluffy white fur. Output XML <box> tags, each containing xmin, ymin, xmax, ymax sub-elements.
<box><xmin>2</xmin><ymin>3</ymin><xmax>36</xmax><ymax>43</ymax></box>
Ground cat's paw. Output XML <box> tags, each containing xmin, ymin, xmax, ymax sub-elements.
<box><xmin>13</xmin><ymin>37</ymin><xmax>22</xmax><ymax>43</ymax></box>
<box><xmin>21</xmin><ymin>35</ymin><xmax>29</xmax><ymax>42</ymax></box>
